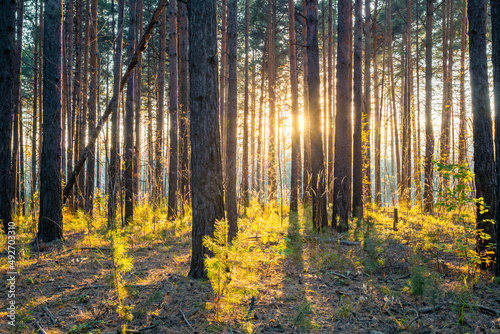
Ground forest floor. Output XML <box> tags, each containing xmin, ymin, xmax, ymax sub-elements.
<box><xmin>2</xmin><ymin>200</ymin><xmax>500</xmax><ymax>334</ymax></box>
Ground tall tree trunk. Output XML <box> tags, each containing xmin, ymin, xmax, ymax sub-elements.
<box><xmin>0</xmin><ymin>0</ymin><xmax>15</xmax><ymax>231</ymax></box>
<box><xmin>256</xmin><ymin>44</ymin><xmax>267</xmax><ymax>202</ymax></box>
<box><xmin>267</xmin><ymin>0</ymin><xmax>277</xmax><ymax>202</ymax></box>
<box><xmin>179</xmin><ymin>1</ymin><xmax>190</xmax><ymax>207</ymax></box>
<box><xmin>373</xmin><ymin>0</ymin><xmax>381</xmax><ymax>206</ymax></box>
<box><xmin>327</xmin><ymin>0</ymin><xmax>334</xmax><ymax>202</ymax></box>
<box><xmin>187</xmin><ymin>0</ymin><xmax>225</xmax><ymax>278</ymax></box>
<box><xmin>38</xmin><ymin>0</ymin><xmax>63</xmax><ymax>241</ymax></box>
<box><xmin>134</xmin><ymin>0</ymin><xmax>143</xmax><ymax>203</ymax></box>
<box><xmin>424</xmin><ymin>0</ymin><xmax>434</xmax><ymax>212</ymax></box>
<box><xmin>155</xmin><ymin>3</ymin><xmax>166</xmax><ymax>206</ymax></box>
<box><xmin>32</xmin><ymin>0</ymin><xmax>39</xmax><ymax>214</ymax></box>
<box><xmin>289</xmin><ymin>0</ymin><xmax>300</xmax><ymax>214</ymax></box>
<box><xmin>167</xmin><ymin>0</ymin><xmax>178</xmax><ymax>219</ymax></box>
<box><xmin>491</xmin><ymin>0</ymin><xmax>500</xmax><ymax>276</ymax></box>
<box><xmin>242</xmin><ymin>0</ymin><xmax>250</xmax><ymax>208</ymax></box>
<box><xmin>302</xmin><ymin>0</ymin><xmax>312</xmax><ymax>203</ymax></box>
<box><xmin>468</xmin><ymin>0</ymin><xmax>497</xmax><ymax>268</ymax></box>
<box><xmin>333</xmin><ymin>0</ymin><xmax>352</xmax><ymax>231</ymax></box>
<box><xmin>86</xmin><ymin>0</ymin><xmax>98</xmax><ymax>215</ymax></box>
<box><xmin>307</xmin><ymin>0</ymin><xmax>327</xmax><ymax>231</ymax></box>
<box><xmin>363</xmin><ymin>0</ymin><xmax>372</xmax><ymax>204</ymax></box>
<box><xmin>73</xmin><ymin>0</ymin><xmax>83</xmax><ymax>210</ymax></box>
<box><xmin>250</xmin><ymin>56</ymin><xmax>256</xmax><ymax>196</ymax></box>
<box><xmin>65</xmin><ymin>0</ymin><xmax>74</xmax><ymax>207</ymax></box>
<box><xmin>108</xmin><ymin>0</ymin><xmax>125</xmax><ymax>226</ymax></box>
<box><xmin>352</xmin><ymin>0</ymin><xmax>363</xmax><ymax>218</ymax></box>
<box><xmin>124</xmin><ymin>0</ymin><xmax>137</xmax><ymax>223</ymax></box>
<box><xmin>401</xmin><ymin>0</ymin><xmax>412</xmax><ymax>207</ymax></box>
<box><xmin>226</xmin><ymin>0</ymin><xmax>238</xmax><ymax>239</ymax></box>
<box><xmin>220</xmin><ymin>0</ymin><xmax>227</xmax><ymax>176</ymax></box>
<box><xmin>458</xmin><ymin>1</ymin><xmax>467</xmax><ymax>167</ymax></box>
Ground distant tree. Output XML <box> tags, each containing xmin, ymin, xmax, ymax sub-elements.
<box><xmin>0</xmin><ymin>0</ymin><xmax>16</xmax><ymax>232</ymax></box>
<box><xmin>333</xmin><ymin>0</ymin><xmax>352</xmax><ymax>231</ymax></box>
<box><xmin>468</xmin><ymin>0</ymin><xmax>497</xmax><ymax>268</ymax></box>
<box><xmin>188</xmin><ymin>0</ymin><xmax>225</xmax><ymax>278</ymax></box>
<box><xmin>38</xmin><ymin>0</ymin><xmax>63</xmax><ymax>241</ymax></box>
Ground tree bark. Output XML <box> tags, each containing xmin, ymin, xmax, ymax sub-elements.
<box><xmin>179</xmin><ymin>1</ymin><xmax>190</xmax><ymax>207</ymax></box>
<box><xmin>289</xmin><ymin>0</ymin><xmax>300</xmax><ymax>214</ymax></box>
<box><xmin>352</xmin><ymin>0</ymin><xmax>363</xmax><ymax>218</ymax></box>
<box><xmin>363</xmin><ymin>0</ymin><xmax>372</xmax><ymax>204</ymax></box>
<box><xmin>424</xmin><ymin>0</ymin><xmax>434</xmax><ymax>213</ymax></box>
<box><xmin>167</xmin><ymin>0</ymin><xmax>178</xmax><ymax>219</ymax></box>
<box><xmin>491</xmin><ymin>0</ymin><xmax>500</xmax><ymax>276</ymax></box>
<box><xmin>242</xmin><ymin>0</ymin><xmax>250</xmax><ymax>208</ymax></box>
<box><xmin>187</xmin><ymin>0</ymin><xmax>225</xmax><ymax>278</ymax></box>
<box><xmin>38</xmin><ymin>0</ymin><xmax>63</xmax><ymax>241</ymax></box>
<box><xmin>0</xmin><ymin>0</ymin><xmax>15</xmax><ymax>231</ymax></box>
<box><xmin>267</xmin><ymin>0</ymin><xmax>277</xmax><ymax>202</ymax></box>
<box><xmin>468</xmin><ymin>0</ymin><xmax>497</xmax><ymax>268</ymax></box>
<box><xmin>333</xmin><ymin>0</ymin><xmax>352</xmax><ymax>231</ymax></box>
<box><xmin>226</xmin><ymin>0</ymin><xmax>238</xmax><ymax>240</ymax></box>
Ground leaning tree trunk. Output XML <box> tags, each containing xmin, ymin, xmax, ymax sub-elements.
<box><xmin>187</xmin><ymin>0</ymin><xmax>225</xmax><ymax>278</ymax></box>
<box><xmin>468</xmin><ymin>0</ymin><xmax>497</xmax><ymax>269</ymax></box>
<box><xmin>38</xmin><ymin>0</ymin><xmax>63</xmax><ymax>241</ymax></box>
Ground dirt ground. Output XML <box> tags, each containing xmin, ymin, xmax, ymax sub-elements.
<box><xmin>1</xmin><ymin>207</ymin><xmax>500</xmax><ymax>334</ymax></box>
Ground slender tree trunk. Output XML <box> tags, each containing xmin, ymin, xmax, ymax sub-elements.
<box><xmin>32</xmin><ymin>0</ymin><xmax>39</xmax><ymax>214</ymax></box>
<box><xmin>65</xmin><ymin>0</ymin><xmax>74</xmax><ymax>207</ymax></box>
<box><xmin>86</xmin><ymin>0</ymin><xmax>98</xmax><ymax>215</ymax></box>
<box><xmin>124</xmin><ymin>0</ymin><xmax>136</xmax><ymax>223</ymax></box>
<box><xmin>220</xmin><ymin>0</ymin><xmax>227</xmax><ymax>175</ymax></box>
<box><xmin>167</xmin><ymin>0</ymin><xmax>178</xmax><ymax>219</ymax></box>
<box><xmin>289</xmin><ymin>0</ymin><xmax>300</xmax><ymax>214</ymax></box>
<box><xmin>352</xmin><ymin>0</ymin><xmax>363</xmax><ymax>218</ymax></box>
<box><xmin>73</xmin><ymin>0</ymin><xmax>83</xmax><ymax>210</ymax></box>
<box><xmin>256</xmin><ymin>44</ymin><xmax>267</xmax><ymax>202</ymax></box>
<box><xmin>242</xmin><ymin>0</ymin><xmax>250</xmax><ymax>208</ymax></box>
<box><xmin>179</xmin><ymin>1</ymin><xmax>190</xmax><ymax>207</ymax></box>
<box><xmin>363</xmin><ymin>0</ymin><xmax>372</xmax><ymax>204</ymax></box>
<box><xmin>458</xmin><ymin>1</ymin><xmax>467</xmax><ymax>167</ymax></box>
<box><xmin>491</xmin><ymin>0</ymin><xmax>500</xmax><ymax>276</ymax></box>
<box><xmin>155</xmin><ymin>4</ymin><xmax>166</xmax><ymax>206</ymax></box>
<box><xmin>424</xmin><ymin>0</ymin><xmax>434</xmax><ymax>212</ymax></box>
<box><xmin>226</xmin><ymin>0</ymin><xmax>238</xmax><ymax>239</ymax></box>
<box><xmin>468</xmin><ymin>0</ymin><xmax>497</xmax><ymax>268</ymax></box>
<box><xmin>327</xmin><ymin>0</ymin><xmax>334</xmax><ymax>202</ymax></box>
<box><xmin>187</xmin><ymin>0</ymin><xmax>225</xmax><ymax>278</ymax></box>
<box><xmin>333</xmin><ymin>0</ymin><xmax>352</xmax><ymax>231</ymax></box>
<box><xmin>267</xmin><ymin>0</ymin><xmax>277</xmax><ymax>202</ymax></box>
<box><xmin>250</xmin><ymin>56</ymin><xmax>256</xmax><ymax>196</ymax></box>
<box><xmin>401</xmin><ymin>0</ymin><xmax>412</xmax><ymax>207</ymax></box>
<box><xmin>373</xmin><ymin>0</ymin><xmax>381</xmax><ymax>206</ymax></box>
<box><xmin>108</xmin><ymin>0</ymin><xmax>125</xmax><ymax>225</ymax></box>
<box><xmin>38</xmin><ymin>0</ymin><xmax>63</xmax><ymax>241</ymax></box>
<box><xmin>134</xmin><ymin>0</ymin><xmax>143</xmax><ymax>204</ymax></box>
<box><xmin>302</xmin><ymin>0</ymin><xmax>312</xmax><ymax>203</ymax></box>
